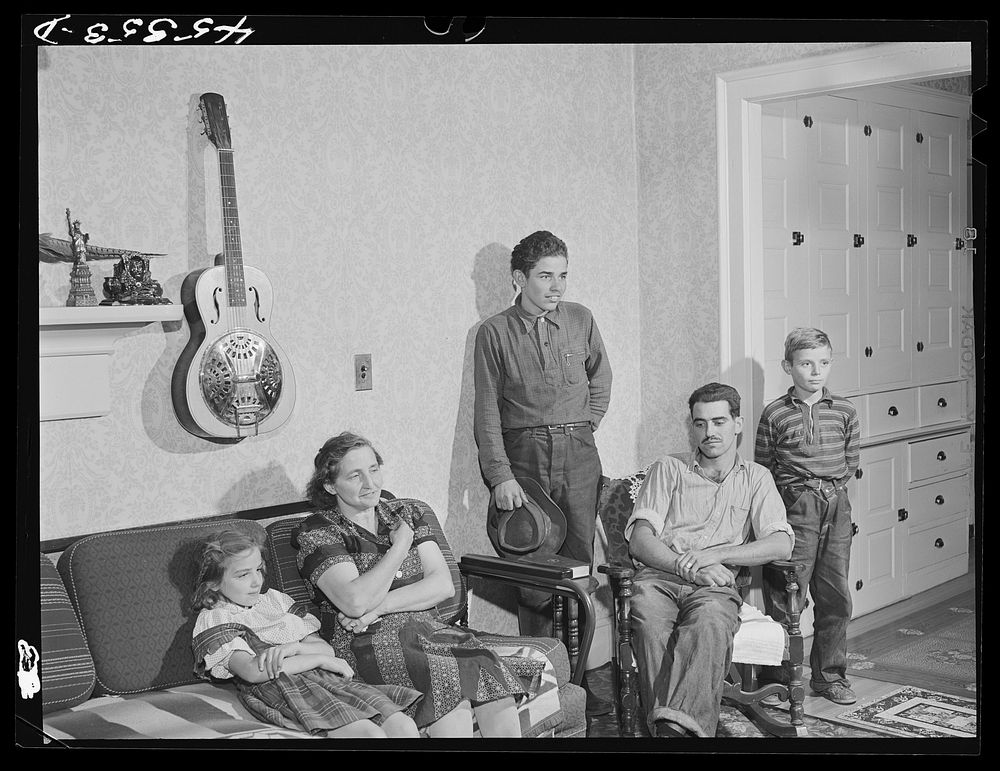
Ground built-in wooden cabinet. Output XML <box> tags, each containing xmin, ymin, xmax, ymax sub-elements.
<box><xmin>760</xmin><ymin>89</ymin><xmax>967</xmax><ymax>402</ymax></box>
<box><xmin>757</xmin><ymin>85</ymin><xmax>972</xmax><ymax>633</ymax></box>
<box><xmin>848</xmin><ymin>417</ymin><xmax>971</xmax><ymax>619</ymax></box>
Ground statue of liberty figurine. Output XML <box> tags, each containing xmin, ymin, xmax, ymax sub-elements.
<box><xmin>65</xmin><ymin>209</ymin><xmax>98</xmax><ymax>307</ymax></box>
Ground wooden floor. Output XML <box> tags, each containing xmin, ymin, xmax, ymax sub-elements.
<box><xmin>587</xmin><ymin>543</ymin><xmax>978</xmax><ymax>738</ymax></box>
<box><xmin>809</xmin><ymin>542</ymin><xmax>977</xmax><ymax>662</ymax></box>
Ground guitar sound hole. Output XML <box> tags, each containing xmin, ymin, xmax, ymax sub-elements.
<box><xmin>248</xmin><ymin>285</ymin><xmax>266</xmax><ymax>323</ymax></box>
<box><xmin>210</xmin><ymin>287</ymin><xmax>223</xmax><ymax>324</ymax></box>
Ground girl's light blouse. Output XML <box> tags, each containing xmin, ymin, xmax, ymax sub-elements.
<box><xmin>194</xmin><ymin>589</ymin><xmax>322</xmax><ymax>679</ymax></box>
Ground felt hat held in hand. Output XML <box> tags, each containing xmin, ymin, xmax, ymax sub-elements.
<box><xmin>487</xmin><ymin>477</ymin><xmax>567</xmax><ymax>558</ymax></box>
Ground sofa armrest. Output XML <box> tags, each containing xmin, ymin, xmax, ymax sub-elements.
<box><xmin>458</xmin><ymin>554</ymin><xmax>598</xmax><ymax>685</ymax></box>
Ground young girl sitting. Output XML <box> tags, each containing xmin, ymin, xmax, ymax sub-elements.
<box><xmin>191</xmin><ymin>528</ymin><xmax>422</xmax><ymax>738</ymax></box>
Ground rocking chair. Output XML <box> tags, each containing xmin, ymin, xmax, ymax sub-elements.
<box><xmin>596</xmin><ymin>469</ymin><xmax>809</xmax><ymax>737</ymax></box>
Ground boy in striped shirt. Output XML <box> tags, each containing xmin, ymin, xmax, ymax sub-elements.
<box><xmin>755</xmin><ymin>328</ymin><xmax>861</xmax><ymax>706</ymax></box>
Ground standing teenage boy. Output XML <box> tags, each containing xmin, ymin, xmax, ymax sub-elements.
<box><xmin>473</xmin><ymin>230</ymin><xmax>612</xmax><ymax>713</ymax></box>
<box><xmin>755</xmin><ymin>327</ymin><xmax>861</xmax><ymax>705</ymax></box>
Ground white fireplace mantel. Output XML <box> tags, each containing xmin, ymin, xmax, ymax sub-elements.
<box><xmin>39</xmin><ymin>305</ymin><xmax>184</xmax><ymax>421</ymax></box>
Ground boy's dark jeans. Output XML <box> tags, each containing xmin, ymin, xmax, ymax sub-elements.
<box><xmin>762</xmin><ymin>481</ymin><xmax>853</xmax><ymax>691</ymax></box>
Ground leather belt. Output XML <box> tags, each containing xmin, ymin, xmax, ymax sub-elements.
<box><xmin>785</xmin><ymin>478</ymin><xmax>842</xmax><ymax>497</ymax></box>
<box><xmin>531</xmin><ymin>421</ymin><xmax>591</xmax><ymax>434</ymax></box>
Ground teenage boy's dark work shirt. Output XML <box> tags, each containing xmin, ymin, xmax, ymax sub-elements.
<box><xmin>473</xmin><ymin>297</ymin><xmax>612</xmax><ymax>488</ymax></box>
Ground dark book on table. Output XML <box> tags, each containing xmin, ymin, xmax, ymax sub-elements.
<box><xmin>461</xmin><ymin>553</ymin><xmax>590</xmax><ymax>579</ymax></box>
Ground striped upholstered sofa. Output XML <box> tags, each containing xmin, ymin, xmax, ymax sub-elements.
<box><xmin>36</xmin><ymin>506</ymin><xmax>585</xmax><ymax>743</ymax></box>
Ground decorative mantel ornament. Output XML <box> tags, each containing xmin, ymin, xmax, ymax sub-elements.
<box><xmin>64</xmin><ymin>210</ymin><xmax>97</xmax><ymax>307</ymax></box>
<box><xmin>38</xmin><ymin>211</ymin><xmax>171</xmax><ymax>306</ymax></box>
<box><xmin>100</xmin><ymin>253</ymin><xmax>171</xmax><ymax>306</ymax></box>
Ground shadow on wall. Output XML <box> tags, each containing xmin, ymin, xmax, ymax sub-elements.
<box><xmin>217</xmin><ymin>464</ymin><xmax>302</xmax><ymax>517</ymax></box>
<box><xmin>142</xmin><ymin>94</ymin><xmax>227</xmax><ymax>454</ymax></box>
<box><xmin>444</xmin><ymin>242</ymin><xmax>521</xmax><ymax>636</ymax></box>
<box><xmin>720</xmin><ymin>356</ymin><xmax>769</xmax><ymax>608</ymax></box>
<box><xmin>720</xmin><ymin>356</ymin><xmax>766</xmax><ymax>454</ymax></box>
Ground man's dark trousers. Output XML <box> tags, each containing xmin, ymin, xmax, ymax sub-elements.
<box><xmin>503</xmin><ymin>423</ymin><xmax>602</xmax><ymax>638</ymax></box>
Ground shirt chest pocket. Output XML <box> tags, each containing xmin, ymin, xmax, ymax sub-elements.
<box><xmin>561</xmin><ymin>348</ymin><xmax>588</xmax><ymax>385</ymax></box>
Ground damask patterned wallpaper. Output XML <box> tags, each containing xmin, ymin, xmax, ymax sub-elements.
<box><xmin>913</xmin><ymin>76</ymin><xmax>972</xmax><ymax>94</ymax></box>
<box><xmin>36</xmin><ymin>42</ymin><xmax>643</xmax><ymax>532</ymax></box>
<box><xmin>37</xmin><ymin>44</ymin><xmax>644</xmax><ymax>632</ymax></box>
<box><xmin>38</xmin><ymin>41</ymin><xmax>950</xmax><ymax>634</ymax></box>
<box><xmin>632</xmin><ymin>42</ymin><xmax>874</xmax><ymax>464</ymax></box>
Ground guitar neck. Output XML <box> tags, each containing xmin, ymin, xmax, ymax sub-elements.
<box><xmin>217</xmin><ymin>148</ymin><xmax>246</xmax><ymax>307</ymax></box>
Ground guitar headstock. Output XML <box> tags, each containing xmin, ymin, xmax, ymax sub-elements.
<box><xmin>199</xmin><ymin>93</ymin><xmax>232</xmax><ymax>150</ymax></box>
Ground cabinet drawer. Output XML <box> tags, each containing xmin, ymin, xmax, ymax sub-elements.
<box><xmin>905</xmin><ymin>516</ymin><xmax>968</xmax><ymax>573</ymax></box>
<box><xmin>918</xmin><ymin>382</ymin><xmax>966</xmax><ymax>427</ymax></box>
<box><xmin>905</xmin><ymin>475</ymin><xmax>969</xmax><ymax>530</ymax></box>
<box><xmin>865</xmin><ymin>389</ymin><xmax>917</xmax><ymax>437</ymax></box>
<box><xmin>909</xmin><ymin>432</ymin><xmax>971</xmax><ymax>483</ymax></box>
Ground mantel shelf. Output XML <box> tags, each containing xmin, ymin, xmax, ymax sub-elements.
<box><xmin>39</xmin><ymin>305</ymin><xmax>184</xmax><ymax>421</ymax></box>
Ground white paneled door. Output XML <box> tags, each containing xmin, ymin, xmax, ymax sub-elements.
<box><xmin>802</xmin><ymin>96</ymin><xmax>862</xmax><ymax>396</ymax></box>
<box><xmin>912</xmin><ymin>111</ymin><xmax>964</xmax><ymax>384</ymax></box>
<box><xmin>862</xmin><ymin>102</ymin><xmax>913</xmax><ymax>390</ymax></box>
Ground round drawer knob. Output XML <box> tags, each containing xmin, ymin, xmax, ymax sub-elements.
<box><xmin>888</xmin><ymin>406</ymin><xmax>898</xmax><ymax>416</ymax></box>
<box><xmin>852</xmin><ymin>523</ymin><xmax>859</xmax><ymax>536</ymax></box>
<box><xmin>937</xmin><ymin>451</ymin><xmax>947</xmax><ymax>461</ymax></box>
<box><xmin>897</xmin><ymin>509</ymin><xmax>909</xmax><ymax>522</ymax></box>
<box><xmin>855</xmin><ymin>580</ymin><xmax>864</xmax><ymax>591</ymax></box>
<box><xmin>935</xmin><ymin>495</ymin><xmax>945</xmax><ymax>505</ymax></box>
<box><xmin>938</xmin><ymin>397</ymin><xmax>948</xmax><ymax>408</ymax></box>
<box><xmin>934</xmin><ymin>538</ymin><xmax>945</xmax><ymax>549</ymax></box>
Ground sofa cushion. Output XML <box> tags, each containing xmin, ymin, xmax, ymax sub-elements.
<box><xmin>57</xmin><ymin>519</ymin><xmax>266</xmax><ymax>697</ymax></box>
<box><xmin>39</xmin><ymin>553</ymin><xmax>96</xmax><ymax>713</ymax></box>
<box><xmin>42</xmin><ymin>681</ymin><xmax>319</xmax><ymax>740</ymax></box>
<box><xmin>264</xmin><ymin>515</ymin><xmax>321</xmax><ymax>614</ymax></box>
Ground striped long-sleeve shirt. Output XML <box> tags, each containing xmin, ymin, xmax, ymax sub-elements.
<box><xmin>754</xmin><ymin>387</ymin><xmax>860</xmax><ymax>488</ymax></box>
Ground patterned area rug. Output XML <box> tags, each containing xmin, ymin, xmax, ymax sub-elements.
<box><xmin>847</xmin><ymin>598</ymin><xmax>977</xmax><ymax>696</ymax></box>
<box><xmin>585</xmin><ymin>662</ymin><xmax>887</xmax><ymax>738</ymax></box>
<box><xmin>834</xmin><ymin>686</ymin><xmax>977</xmax><ymax>739</ymax></box>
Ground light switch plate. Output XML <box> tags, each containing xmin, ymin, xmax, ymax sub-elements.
<box><xmin>354</xmin><ymin>354</ymin><xmax>372</xmax><ymax>390</ymax></box>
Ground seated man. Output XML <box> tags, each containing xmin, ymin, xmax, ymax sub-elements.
<box><xmin>625</xmin><ymin>382</ymin><xmax>794</xmax><ymax>737</ymax></box>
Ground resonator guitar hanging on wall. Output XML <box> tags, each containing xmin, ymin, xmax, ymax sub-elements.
<box><xmin>172</xmin><ymin>92</ymin><xmax>296</xmax><ymax>441</ymax></box>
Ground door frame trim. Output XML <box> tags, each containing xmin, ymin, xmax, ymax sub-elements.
<box><xmin>716</xmin><ymin>42</ymin><xmax>971</xmax><ymax>420</ymax></box>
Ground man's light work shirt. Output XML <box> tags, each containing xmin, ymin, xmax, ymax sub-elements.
<box><xmin>624</xmin><ymin>452</ymin><xmax>794</xmax><ymax>572</ymax></box>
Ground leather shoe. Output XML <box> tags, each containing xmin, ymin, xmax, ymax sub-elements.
<box><xmin>581</xmin><ymin>670</ymin><xmax>614</xmax><ymax>716</ymax></box>
<box><xmin>584</xmin><ymin>687</ymin><xmax>614</xmax><ymax>717</ymax></box>
<box><xmin>654</xmin><ymin>719</ymin><xmax>692</xmax><ymax>738</ymax></box>
<box><xmin>812</xmin><ymin>683</ymin><xmax>856</xmax><ymax>705</ymax></box>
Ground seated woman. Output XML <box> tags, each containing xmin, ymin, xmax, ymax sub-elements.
<box><xmin>293</xmin><ymin>431</ymin><xmax>557</xmax><ymax>738</ymax></box>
